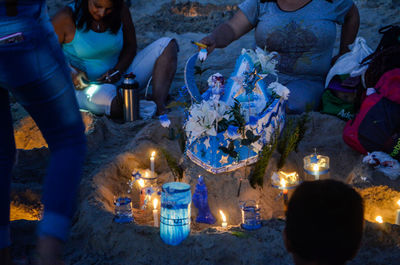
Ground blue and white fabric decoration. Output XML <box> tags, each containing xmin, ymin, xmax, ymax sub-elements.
<box><xmin>183</xmin><ymin>48</ymin><xmax>288</xmax><ymax>173</ymax></box>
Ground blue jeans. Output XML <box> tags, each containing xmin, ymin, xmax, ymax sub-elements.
<box><xmin>0</xmin><ymin>3</ymin><xmax>86</xmax><ymax>248</ymax></box>
<box><xmin>285</xmin><ymin>79</ymin><xmax>325</xmax><ymax>113</ymax></box>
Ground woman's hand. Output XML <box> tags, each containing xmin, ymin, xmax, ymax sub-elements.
<box><xmin>97</xmin><ymin>69</ymin><xmax>122</xmax><ymax>84</ymax></box>
<box><xmin>199</xmin><ymin>35</ymin><xmax>217</xmax><ymax>54</ymax></box>
<box><xmin>71</xmin><ymin>70</ymin><xmax>89</xmax><ymax>90</ymax></box>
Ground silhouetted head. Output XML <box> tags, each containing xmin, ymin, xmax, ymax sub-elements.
<box><xmin>284</xmin><ymin>179</ymin><xmax>364</xmax><ymax>265</ymax></box>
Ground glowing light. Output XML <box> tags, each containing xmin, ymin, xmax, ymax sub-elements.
<box><xmin>280</xmin><ymin>178</ymin><xmax>287</xmax><ymax>188</ymax></box>
<box><xmin>219</xmin><ymin>210</ymin><xmax>226</xmax><ymax>222</ymax></box>
<box><xmin>138</xmin><ymin>178</ymin><xmax>145</xmax><ymax>188</ymax></box>
<box><xmin>375</xmin><ymin>216</ymin><xmax>383</xmax><ymax>223</ymax></box>
<box><xmin>219</xmin><ymin>210</ymin><xmax>227</xmax><ymax>227</ymax></box>
<box><xmin>153</xmin><ymin>198</ymin><xmax>158</xmax><ymax>210</ymax></box>
<box><xmin>151</xmin><ymin>151</ymin><xmax>156</xmax><ymax>159</ymax></box>
<box><xmin>86</xmin><ymin>84</ymin><xmax>99</xmax><ymax>99</ymax></box>
<box><xmin>312</xmin><ymin>163</ymin><xmax>320</xmax><ymax>171</ymax></box>
<box><xmin>397</xmin><ymin>200</ymin><xmax>400</xmax><ymax>207</ymax></box>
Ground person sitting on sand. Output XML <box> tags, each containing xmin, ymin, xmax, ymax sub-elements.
<box><xmin>52</xmin><ymin>0</ymin><xmax>178</xmax><ymax>117</ymax></box>
<box><xmin>284</xmin><ymin>179</ymin><xmax>364</xmax><ymax>265</ymax></box>
<box><xmin>199</xmin><ymin>0</ymin><xmax>360</xmax><ymax>113</ymax></box>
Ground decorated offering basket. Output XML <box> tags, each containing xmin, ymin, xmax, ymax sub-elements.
<box><xmin>184</xmin><ymin>48</ymin><xmax>288</xmax><ymax>174</ymax></box>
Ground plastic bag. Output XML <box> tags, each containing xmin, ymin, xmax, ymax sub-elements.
<box><xmin>325</xmin><ymin>37</ymin><xmax>373</xmax><ymax>88</ymax></box>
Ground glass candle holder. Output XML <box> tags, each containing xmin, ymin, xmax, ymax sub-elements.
<box><xmin>131</xmin><ymin>170</ymin><xmax>159</xmax><ymax>209</ymax></box>
<box><xmin>160</xmin><ymin>182</ymin><xmax>191</xmax><ymax>246</ymax></box>
<box><xmin>303</xmin><ymin>153</ymin><xmax>330</xmax><ymax>180</ymax></box>
<box><xmin>113</xmin><ymin>197</ymin><xmax>134</xmax><ymax>224</ymax></box>
<box><xmin>239</xmin><ymin>200</ymin><xmax>261</xmax><ymax>230</ymax></box>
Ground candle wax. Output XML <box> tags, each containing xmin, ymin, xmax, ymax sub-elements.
<box><xmin>153</xmin><ymin>209</ymin><xmax>159</xmax><ymax>227</ymax></box>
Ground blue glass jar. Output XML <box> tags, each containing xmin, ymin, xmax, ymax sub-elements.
<box><xmin>160</xmin><ymin>182</ymin><xmax>191</xmax><ymax>245</ymax></box>
<box><xmin>113</xmin><ymin>197</ymin><xmax>134</xmax><ymax>224</ymax></box>
<box><xmin>240</xmin><ymin>200</ymin><xmax>261</xmax><ymax>230</ymax></box>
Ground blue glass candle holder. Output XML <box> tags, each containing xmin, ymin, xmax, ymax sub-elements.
<box><xmin>239</xmin><ymin>200</ymin><xmax>261</xmax><ymax>230</ymax></box>
<box><xmin>113</xmin><ymin>197</ymin><xmax>134</xmax><ymax>224</ymax></box>
<box><xmin>160</xmin><ymin>182</ymin><xmax>191</xmax><ymax>246</ymax></box>
<box><xmin>192</xmin><ymin>176</ymin><xmax>216</xmax><ymax>224</ymax></box>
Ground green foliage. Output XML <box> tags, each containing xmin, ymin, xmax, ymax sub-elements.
<box><xmin>217</xmin><ymin>118</ymin><xmax>230</xmax><ymax>133</ymax></box>
<box><xmin>160</xmin><ymin>148</ymin><xmax>183</xmax><ymax>181</ymax></box>
<box><xmin>194</xmin><ymin>64</ymin><xmax>211</xmax><ymax>93</ymax></box>
<box><xmin>241</xmin><ymin>130</ymin><xmax>261</xmax><ymax>146</ymax></box>
<box><xmin>194</xmin><ymin>65</ymin><xmax>211</xmax><ymax>76</ymax></box>
<box><xmin>230</xmin><ymin>231</ymin><xmax>249</xmax><ymax>238</ymax></box>
<box><xmin>227</xmin><ymin>99</ymin><xmax>246</xmax><ymax>136</ymax></box>
<box><xmin>177</xmin><ymin>126</ymin><xmax>187</xmax><ymax>154</ymax></box>
<box><xmin>277</xmin><ymin>113</ymin><xmax>309</xmax><ymax>169</ymax></box>
<box><xmin>218</xmin><ymin>141</ymin><xmax>238</xmax><ymax>159</ymax></box>
<box><xmin>295</xmin><ymin>112</ymin><xmax>310</xmax><ymax>152</ymax></box>
<box><xmin>249</xmin><ymin>129</ymin><xmax>279</xmax><ymax>188</ymax></box>
<box><xmin>166</xmin><ymin>101</ymin><xmax>190</xmax><ymax>110</ymax></box>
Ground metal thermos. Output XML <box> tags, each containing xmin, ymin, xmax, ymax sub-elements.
<box><xmin>121</xmin><ymin>73</ymin><xmax>139</xmax><ymax>122</ymax></box>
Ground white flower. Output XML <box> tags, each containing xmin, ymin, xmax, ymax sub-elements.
<box><xmin>268</xmin><ymin>82</ymin><xmax>290</xmax><ymax>100</ymax></box>
<box><xmin>185</xmin><ymin>99</ymin><xmax>230</xmax><ymax>141</ymax></box>
<box><xmin>255</xmin><ymin>48</ymin><xmax>279</xmax><ymax>75</ymax></box>
<box><xmin>198</xmin><ymin>48</ymin><xmax>208</xmax><ymax>62</ymax></box>
<box><xmin>159</xmin><ymin>114</ymin><xmax>170</xmax><ymax>128</ymax></box>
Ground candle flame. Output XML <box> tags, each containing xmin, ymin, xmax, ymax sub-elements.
<box><xmin>312</xmin><ymin>163</ymin><xmax>320</xmax><ymax>171</ymax></box>
<box><xmin>219</xmin><ymin>210</ymin><xmax>226</xmax><ymax>222</ymax></box>
<box><xmin>280</xmin><ymin>178</ymin><xmax>287</xmax><ymax>188</ymax></box>
<box><xmin>397</xmin><ymin>200</ymin><xmax>400</xmax><ymax>207</ymax></box>
<box><xmin>138</xmin><ymin>178</ymin><xmax>145</xmax><ymax>188</ymax></box>
<box><xmin>375</xmin><ymin>216</ymin><xmax>383</xmax><ymax>223</ymax></box>
<box><xmin>153</xmin><ymin>198</ymin><xmax>158</xmax><ymax>210</ymax></box>
<box><xmin>151</xmin><ymin>151</ymin><xmax>156</xmax><ymax>158</ymax></box>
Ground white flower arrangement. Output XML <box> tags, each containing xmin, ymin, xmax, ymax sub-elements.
<box><xmin>242</xmin><ymin>47</ymin><xmax>279</xmax><ymax>76</ymax></box>
<box><xmin>268</xmin><ymin>82</ymin><xmax>290</xmax><ymax>100</ymax></box>
<box><xmin>185</xmin><ymin>100</ymin><xmax>230</xmax><ymax>142</ymax></box>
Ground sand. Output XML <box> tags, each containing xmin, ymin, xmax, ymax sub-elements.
<box><xmin>8</xmin><ymin>0</ymin><xmax>400</xmax><ymax>264</ymax></box>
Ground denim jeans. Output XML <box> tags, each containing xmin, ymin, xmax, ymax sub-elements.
<box><xmin>0</xmin><ymin>2</ymin><xmax>86</xmax><ymax>248</ymax></box>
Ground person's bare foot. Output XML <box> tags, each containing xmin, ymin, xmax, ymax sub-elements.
<box><xmin>36</xmin><ymin>236</ymin><xmax>64</xmax><ymax>265</ymax></box>
<box><xmin>0</xmin><ymin>247</ymin><xmax>13</xmax><ymax>265</ymax></box>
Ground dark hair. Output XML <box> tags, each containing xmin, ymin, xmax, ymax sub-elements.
<box><xmin>73</xmin><ymin>0</ymin><xmax>123</xmax><ymax>34</ymax></box>
<box><xmin>285</xmin><ymin>180</ymin><xmax>364</xmax><ymax>265</ymax></box>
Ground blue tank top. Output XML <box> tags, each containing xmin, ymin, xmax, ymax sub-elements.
<box><xmin>62</xmin><ymin>5</ymin><xmax>123</xmax><ymax>81</ymax></box>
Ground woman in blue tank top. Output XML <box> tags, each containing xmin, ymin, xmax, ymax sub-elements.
<box><xmin>52</xmin><ymin>0</ymin><xmax>178</xmax><ymax>117</ymax></box>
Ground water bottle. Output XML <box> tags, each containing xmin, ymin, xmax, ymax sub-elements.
<box><xmin>121</xmin><ymin>73</ymin><xmax>139</xmax><ymax>121</ymax></box>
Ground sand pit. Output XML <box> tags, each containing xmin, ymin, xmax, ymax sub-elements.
<box><xmin>9</xmin><ymin>105</ymin><xmax>400</xmax><ymax>264</ymax></box>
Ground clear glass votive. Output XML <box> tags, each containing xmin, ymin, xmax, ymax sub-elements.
<box><xmin>114</xmin><ymin>197</ymin><xmax>134</xmax><ymax>224</ymax></box>
<box><xmin>240</xmin><ymin>200</ymin><xmax>261</xmax><ymax>230</ymax></box>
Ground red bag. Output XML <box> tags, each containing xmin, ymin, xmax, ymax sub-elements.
<box><xmin>343</xmin><ymin>69</ymin><xmax>400</xmax><ymax>160</ymax></box>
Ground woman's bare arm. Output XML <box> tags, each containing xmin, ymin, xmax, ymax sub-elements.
<box><xmin>332</xmin><ymin>4</ymin><xmax>360</xmax><ymax>64</ymax></box>
<box><xmin>113</xmin><ymin>3</ymin><xmax>137</xmax><ymax>73</ymax></box>
<box><xmin>200</xmin><ymin>10</ymin><xmax>254</xmax><ymax>54</ymax></box>
<box><xmin>51</xmin><ymin>7</ymin><xmax>76</xmax><ymax>44</ymax></box>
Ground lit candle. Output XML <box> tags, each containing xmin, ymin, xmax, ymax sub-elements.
<box><xmin>153</xmin><ymin>198</ymin><xmax>159</xmax><ymax>227</ymax></box>
<box><xmin>219</xmin><ymin>210</ymin><xmax>227</xmax><ymax>228</ymax></box>
<box><xmin>139</xmin><ymin>177</ymin><xmax>145</xmax><ymax>208</ymax></box>
<box><xmin>280</xmin><ymin>178</ymin><xmax>289</xmax><ymax>211</ymax></box>
<box><xmin>375</xmin><ymin>216</ymin><xmax>383</xmax><ymax>223</ymax></box>
<box><xmin>396</xmin><ymin>200</ymin><xmax>400</xmax><ymax>225</ymax></box>
<box><xmin>312</xmin><ymin>163</ymin><xmax>320</xmax><ymax>180</ymax></box>
<box><xmin>150</xmin><ymin>151</ymin><xmax>156</xmax><ymax>177</ymax></box>
<box><xmin>303</xmin><ymin>152</ymin><xmax>330</xmax><ymax>181</ymax></box>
